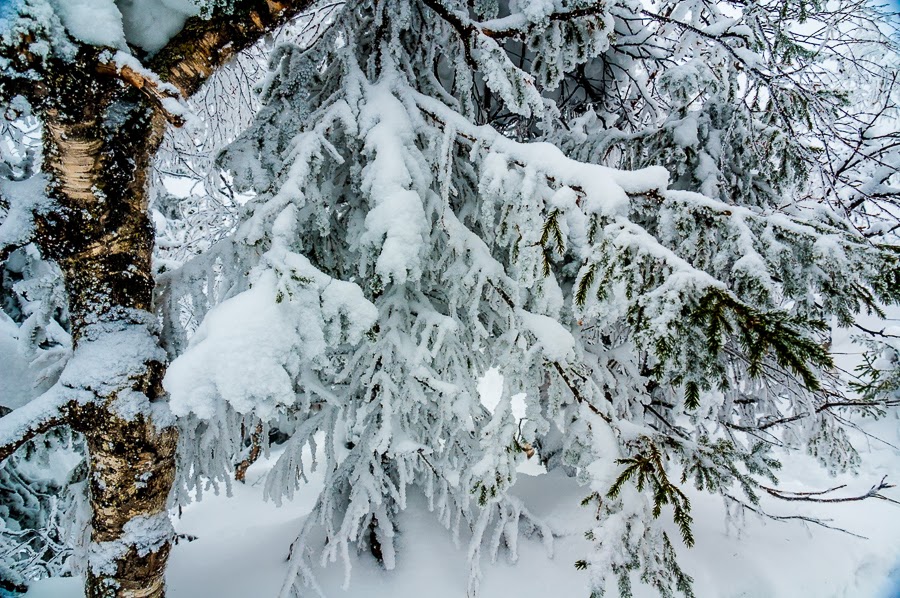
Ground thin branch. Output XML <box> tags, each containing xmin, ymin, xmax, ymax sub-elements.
<box><xmin>761</xmin><ymin>476</ymin><xmax>897</xmax><ymax>505</ymax></box>
<box><xmin>724</xmin><ymin>397</ymin><xmax>897</xmax><ymax>432</ymax></box>
<box><xmin>725</xmin><ymin>494</ymin><xmax>869</xmax><ymax>539</ymax></box>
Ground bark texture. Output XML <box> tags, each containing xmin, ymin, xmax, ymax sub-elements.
<box><xmin>83</xmin><ymin>408</ymin><xmax>177</xmax><ymax>598</ymax></box>
<box><xmin>36</xmin><ymin>62</ymin><xmax>176</xmax><ymax>598</ymax></box>
<box><xmin>1</xmin><ymin>1</ymin><xmax>316</xmax><ymax>595</ymax></box>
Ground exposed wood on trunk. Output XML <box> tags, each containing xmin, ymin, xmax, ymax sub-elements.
<box><xmin>234</xmin><ymin>422</ymin><xmax>264</xmax><ymax>483</ymax></box>
<box><xmin>3</xmin><ymin>2</ymin><xmax>321</xmax><ymax>595</ymax></box>
<box><xmin>39</xmin><ymin>87</ymin><xmax>165</xmax><ymax>336</ymax></box>
<box><xmin>33</xmin><ymin>63</ymin><xmax>178</xmax><ymax>596</ymax></box>
<box><xmin>95</xmin><ymin>61</ymin><xmax>186</xmax><ymax>127</ymax></box>
<box><xmin>82</xmin><ymin>404</ymin><xmax>177</xmax><ymax>598</ymax></box>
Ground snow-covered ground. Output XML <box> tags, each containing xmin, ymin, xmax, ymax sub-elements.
<box><xmin>19</xmin><ymin>316</ymin><xmax>900</xmax><ymax>598</ymax></box>
<box><xmin>21</xmin><ymin>437</ymin><xmax>900</xmax><ymax>598</ymax></box>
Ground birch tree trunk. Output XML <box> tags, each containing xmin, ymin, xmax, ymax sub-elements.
<box><xmin>37</xmin><ymin>63</ymin><xmax>176</xmax><ymax>598</ymax></box>
<box><xmin>0</xmin><ymin>4</ymin><xmax>316</xmax><ymax>595</ymax></box>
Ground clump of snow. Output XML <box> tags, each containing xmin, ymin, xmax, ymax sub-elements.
<box><xmin>88</xmin><ymin>512</ymin><xmax>172</xmax><ymax>575</ymax></box>
<box><xmin>672</xmin><ymin>114</ymin><xmax>699</xmax><ymax>147</ymax></box>
<box><xmin>117</xmin><ymin>0</ymin><xmax>200</xmax><ymax>53</ymax></box>
<box><xmin>165</xmin><ymin>271</ymin><xmax>304</xmax><ymax>420</ymax></box>
<box><xmin>4</xmin><ymin>0</ymin><xmax>201</xmax><ymax>56</ymax></box>
<box><xmin>517</xmin><ymin>309</ymin><xmax>575</xmax><ymax>362</ymax></box>
<box><xmin>165</xmin><ymin>262</ymin><xmax>377</xmax><ymax>420</ymax></box>
<box><xmin>47</xmin><ymin>0</ymin><xmax>127</xmax><ymax>49</ymax></box>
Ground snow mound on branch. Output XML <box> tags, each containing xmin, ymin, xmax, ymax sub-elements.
<box><xmin>165</xmin><ymin>266</ymin><xmax>377</xmax><ymax>421</ymax></box>
<box><xmin>117</xmin><ymin>0</ymin><xmax>201</xmax><ymax>53</ymax></box>
<box><xmin>517</xmin><ymin>309</ymin><xmax>574</xmax><ymax>362</ymax></box>
<box><xmin>165</xmin><ymin>271</ymin><xmax>305</xmax><ymax>421</ymax></box>
<box><xmin>48</xmin><ymin>0</ymin><xmax>127</xmax><ymax>49</ymax></box>
<box><xmin>14</xmin><ymin>0</ymin><xmax>202</xmax><ymax>53</ymax></box>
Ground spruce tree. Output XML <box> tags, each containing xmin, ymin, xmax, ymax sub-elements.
<box><xmin>160</xmin><ymin>0</ymin><xmax>900</xmax><ymax>596</ymax></box>
<box><xmin>0</xmin><ymin>0</ymin><xmax>897</xmax><ymax>596</ymax></box>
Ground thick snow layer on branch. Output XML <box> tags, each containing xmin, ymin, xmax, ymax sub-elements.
<box><xmin>165</xmin><ymin>265</ymin><xmax>376</xmax><ymax>420</ymax></box>
<box><xmin>0</xmin><ymin>315</ymin><xmax>164</xmax><ymax>455</ymax></box>
<box><xmin>165</xmin><ymin>271</ymin><xmax>305</xmax><ymax>420</ymax></box>
<box><xmin>411</xmin><ymin>90</ymin><xmax>669</xmax><ymax>217</ymax></box>
<box><xmin>47</xmin><ymin>0</ymin><xmax>128</xmax><ymax>48</ymax></box>
<box><xmin>59</xmin><ymin>316</ymin><xmax>166</xmax><ymax>397</ymax></box>
<box><xmin>5</xmin><ymin>0</ymin><xmax>201</xmax><ymax>53</ymax></box>
<box><xmin>0</xmin><ymin>384</ymin><xmax>69</xmax><ymax>455</ymax></box>
<box><xmin>117</xmin><ymin>0</ymin><xmax>200</xmax><ymax>52</ymax></box>
<box><xmin>359</xmin><ymin>82</ymin><xmax>430</xmax><ymax>284</ymax></box>
<box><xmin>517</xmin><ymin>309</ymin><xmax>574</xmax><ymax>362</ymax></box>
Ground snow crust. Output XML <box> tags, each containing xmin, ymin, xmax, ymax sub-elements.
<box><xmin>88</xmin><ymin>512</ymin><xmax>173</xmax><ymax>575</ymax></box>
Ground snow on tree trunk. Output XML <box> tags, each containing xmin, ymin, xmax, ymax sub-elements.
<box><xmin>0</xmin><ymin>2</ymin><xmax>320</xmax><ymax>593</ymax></box>
<box><xmin>36</xmin><ymin>63</ymin><xmax>178</xmax><ymax>597</ymax></box>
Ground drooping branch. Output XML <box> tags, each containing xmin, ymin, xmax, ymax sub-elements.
<box><xmin>0</xmin><ymin>388</ymin><xmax>73</xmax><ymax>463</ymax></box>
<box><xmin>724</xmin><ymin>397</ymin><xmax>900</xmax><ymax>432</ymax></box>
<box><xmin>724</xmin><ymin>493</ymin><xmax>870</xmax><ymax>539</ymax></box>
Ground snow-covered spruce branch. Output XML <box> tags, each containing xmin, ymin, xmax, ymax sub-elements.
<box><xmin>420</xmin><ymin>0</ymin><xmax>608</xmax><ymax>42</ymax></box>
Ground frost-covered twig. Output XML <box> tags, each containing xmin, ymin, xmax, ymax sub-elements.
<box><xmin>724</xmin><ymin>494</ymin><xmax>869</xmax><ymax>539</ymax></box>
<box><xmin>761</xmin><ymin>476</ymin><xmax>897</xmax><ymax>505</ymax></box>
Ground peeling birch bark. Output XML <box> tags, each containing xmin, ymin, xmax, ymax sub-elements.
<box><xmin>2</xmin><ymin>3</ymin><xmax>317</xmax><ymax>595</ymax></box>
<box><xmin>35</xmin><ymin>65</ymin><xmax>177</xmax><ymax>597</ymax></box>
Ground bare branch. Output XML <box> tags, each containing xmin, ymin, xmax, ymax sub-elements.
<box><xmin>725</xmin><ymin>494</ymin><xmax>869</xmax><ymax>539</ymax></box>
<box><xmin>761</xmin><ymin>476</ymin><xmax>897</xmax><ymax>505</ymax></box>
